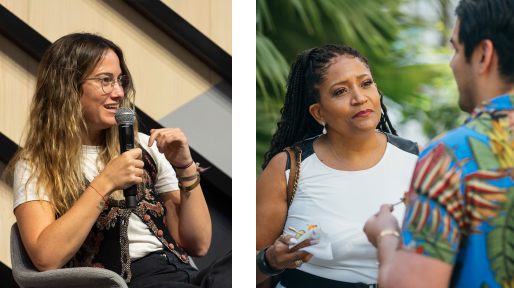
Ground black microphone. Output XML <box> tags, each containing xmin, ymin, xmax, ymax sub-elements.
<box><xmin>115</xmin><ymin>107</ymin><xmax>138</xmax><ymax>208</ymax></box>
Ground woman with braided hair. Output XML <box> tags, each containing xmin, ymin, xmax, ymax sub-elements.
<box><xmin>256</xmin><ymin>45</ymin><xmax>422</xmax><ymax>287</ymax></box>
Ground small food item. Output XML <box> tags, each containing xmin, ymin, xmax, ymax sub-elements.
<box><xmin>288</xmin><ymin>226</ymin><xmax>305</xmax><ymax>239</ymax></box>
<box><xmin>400</xmin><ymin>192</ymin><xmax>407</xmax><ymax>203</ymax></box>
<box><xmin>391</xmin><ymin>192</ymin><xmax>408</xmax><ymax>207</ymax></box>
<box><xmin>308</xmin><ymin>225</ymin><xmax>317</xmax><ymax>231</ymax></box>
<box><xmin>390</xmin><ymin>192</ymin><xmax>407</xmax><ymax>211</ymax></box>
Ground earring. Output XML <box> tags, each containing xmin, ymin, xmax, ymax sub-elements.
<box><xmin>322</xmin><ymin>121</ymin><xmax>327</xmax><ymax>135</ymax></box>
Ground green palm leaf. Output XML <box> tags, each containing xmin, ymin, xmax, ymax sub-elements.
<box><xmin>289</xmin><ymin>0</ymin><xmax>317</xmax><ymax>36</ymax></box>
<box><xmin>406</xmin><ymin>199</ymin><xmax>456</xmax><ymax>264</ymax></box>
<box><xmin>257</xmin><ymin>0</ymin><xmax>405</xmax><ymax>104</ymax></box>
<box><xmin>256</xmin><ymin>32</ymin><xmax>289</xmax><ymax>104</ymax></box>
<box><xmin>487</xmin><ymin>187</ymin><xmax>514</xmax><ymax>286</ymax></box>
<box><xmin>468</xmin><ymin>137</ymin><xmax>501</xmax><ymax>170</ymax></box>
<box><xmin>256</xmin><ymin>0</ymin><xmax>274</xmax><ymax>32</ymax></box>
<box><xmin>255</xmin><ymin>0</ymin><xmax>460</xmax><ymax>175</ymax></box>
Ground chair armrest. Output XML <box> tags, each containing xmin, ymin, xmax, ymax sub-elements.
<box><xmin>14</xmin><ymin>267</ymin><xmax>128</xmax><ymax>288</ymax></box>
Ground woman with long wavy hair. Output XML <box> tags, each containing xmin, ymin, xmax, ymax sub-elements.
<box><xmin>256</xmin><ymin>45</ymin><xmax>421</xmax><ymax>288</ymax></box>
<box><xmin>7</xmin><ymin>33</ymin><xmax>229</xmax><ymax>287</ymax></box>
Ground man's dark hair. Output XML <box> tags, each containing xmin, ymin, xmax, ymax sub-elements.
<box><xmin>261</xmin><ymin>45</ymin><xmax>397</xmax><ymax>170</ymax></box>
<box><xmin>456</xmin><ymin>0</ymin><xmax>514</xmax><ymax>83</ymax></box>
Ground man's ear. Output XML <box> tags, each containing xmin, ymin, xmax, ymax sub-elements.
<box><xmin>476</xmin><ymin>39</ymin><xmax>495</xmax><ymax>75</ymax></box>
<box><xmin>309</xmin><ymin>103</ymin><xmax>324</xmax><ymax>125</ymax></box>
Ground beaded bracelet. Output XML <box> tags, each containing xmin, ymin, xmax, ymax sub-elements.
<box><xmin>256</xmin><ymin>246</ymin><xmax>285</xmax><ymax>276</ymax></box>
<box><xmin>178</xmin><ymin>171</ymin><xmax>200</xmax><ymax>181</ymax></box>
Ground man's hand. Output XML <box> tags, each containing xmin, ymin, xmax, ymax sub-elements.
<box><xmin>363</xmin><ymin>204</ymin><xmax>401</xmax><ymax>247</ymax></box>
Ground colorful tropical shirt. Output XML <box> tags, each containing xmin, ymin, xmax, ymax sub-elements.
<box><xmin>401</xmin><ymin>95</ymin><xmax>514</xmax><ymax>288</ymax></box>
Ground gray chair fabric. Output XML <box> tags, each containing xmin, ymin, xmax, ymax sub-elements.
<box><xmin>10</xmin><ymin>223</ymin><xmax>128</xmax><ymax>288</ymax></box>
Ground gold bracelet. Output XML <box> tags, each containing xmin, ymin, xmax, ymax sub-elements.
<box><xmin>178</xmin><ymin>175</ymin><xmax>200</xmax><ymax>197</ymax></box>
<box><xmin>376</xmin><ymin>230</ymin><xmax>399</xmax><ymax>244</ymax></box>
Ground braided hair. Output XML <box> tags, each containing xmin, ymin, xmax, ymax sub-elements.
<box><xmin>262</xmin><ymin>45</ymin><xmax>397</xmax><ymax>170</ymax></box>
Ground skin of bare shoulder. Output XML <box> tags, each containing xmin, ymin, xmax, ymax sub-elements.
<box><xmin>256</xmin><ymin>151</ymin><xmax>289</xmax><ymax>250</ymax></box>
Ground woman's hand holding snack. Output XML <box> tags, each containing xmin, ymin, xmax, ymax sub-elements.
<box><xmin>266</xmin><ymin>233</ymin><xmax>316</xmax><ymax>270</ymax></box>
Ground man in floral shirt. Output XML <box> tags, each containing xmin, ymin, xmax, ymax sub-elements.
<box><xmin>363</xmin><ymin>0</ymin><xmax>514</xmax><ymax>287</ymax></box>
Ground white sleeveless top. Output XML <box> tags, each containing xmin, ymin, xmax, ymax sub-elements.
<box><xmin>281</xmin><ymin>133</ymin><xmax>418</xmax><ymax>285</ymax></box>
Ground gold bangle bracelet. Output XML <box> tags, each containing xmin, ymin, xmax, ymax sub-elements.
<box><xmin>376</xmin><ymin>230</ymin><xmax>400</xmax><ymax>244</ymax></box>
<box><xmin>178</xmin><ymin>175</ymin><xmax>200</xmax><ymax>197</ymax></box>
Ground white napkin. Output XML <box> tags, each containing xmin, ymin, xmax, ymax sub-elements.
<box><xmin>329</xmin><ymin>228</ymin><xmax>375</xmax><ymax>260</ymax></box>
<box><xmin>288</xmin><ymin>227</ymin><xmax>333</xmax><ymax>260</ymax></box>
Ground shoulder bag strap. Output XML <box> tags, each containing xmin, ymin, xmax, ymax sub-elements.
<box><xmin>284</xmin><ymin>146</ymin><xmax>302</xmax><ymax>209</ymax></box>
<box><xmin>255</xmin><ymin>148</ymin><xmax>302</xmax><ymax>288</ymax></box>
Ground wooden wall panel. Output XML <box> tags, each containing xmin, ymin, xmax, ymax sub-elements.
<box><xmin>161</xmin><ymin>0</ymin><xmax>232</xmax><ymax>55</ymax></box>
<box><xmin>210</xmin><ymin>0</ymin><xmax>232</xmax><ymax>55</ymax></box>
<box><xmin>0</xmin><ymin>33</ymin><xmax>36</xmax><ymax>146</ymax></box>
<box><xmin>2</xmin><ymin>0</ymin><xmax>223</xmax><ymax>121</ymax></box>
<box><xmin>161</xmin><ymin>0</ymin><xmax>209</xmax><ymax>40</ymax></box>
<box><xmin>0</xmin><ymin>0</ymin><xmax>28</xmax><ymax>22</ymax></box>
<box><xmin>0</xmin><ymin>32</ymin><xmax>34</xmax><ymax>269</ymax></box>
<box><xmin>0</xmin><ymin>172</ymin><xmax>16</xmax><ymax>268</ymax></box>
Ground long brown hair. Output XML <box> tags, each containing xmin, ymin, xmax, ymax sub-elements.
<box><xmin>7</xmin><ymin>33</ymin><xmax>138</xmax><ymax>216</ymax></box>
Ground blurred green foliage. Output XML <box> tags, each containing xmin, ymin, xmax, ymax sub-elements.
<box><xmin>256</xmin><ymin>0</ymin><xmax>466</xmax><ymax>177</ymax></box>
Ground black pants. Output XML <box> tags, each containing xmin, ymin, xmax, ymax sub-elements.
<box><xmin>129</xmin><ymin>250</ymin><xmax>232</xmax><ymax>288</ymax></box>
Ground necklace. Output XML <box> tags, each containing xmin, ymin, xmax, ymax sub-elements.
<box><xmin>327</xmin><ymin>132</ymin><xmax>378</xmax><ymax>171</ymax></box>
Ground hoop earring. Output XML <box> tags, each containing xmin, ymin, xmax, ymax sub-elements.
<box><xmin>322</xmin><ymin>122</ymin><xmax>327</xmax><ymax>135</ymax></box>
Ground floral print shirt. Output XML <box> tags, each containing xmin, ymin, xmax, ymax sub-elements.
<box><xmin>401</xmin><ymin>94</ymin><xmax>514</xmax><ymax>288</ymax></box>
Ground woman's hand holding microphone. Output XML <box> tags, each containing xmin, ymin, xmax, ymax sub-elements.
<box><xmin>93</xmin><ymin>148</ymin><xmax>145</xmax><ymax>198</ymax></box>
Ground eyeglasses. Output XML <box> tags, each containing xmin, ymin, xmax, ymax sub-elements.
<box><xmin>85</xmin><ymin>75</ymin><xmax>129</xmax><ymax>94</ymax></box>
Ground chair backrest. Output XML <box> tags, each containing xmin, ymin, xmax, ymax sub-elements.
<box><xmin>10</xmin><ymin>223</ymin><xmax>128</xmax><ymax>288</ymax></box>
<box><xmin>10</xmin><ymin>222</ymin><xmax>39</xmax><ymax>279</ymax></box>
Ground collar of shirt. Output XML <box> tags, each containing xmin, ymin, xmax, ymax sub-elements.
<box><xmin>465</xmin><ymin>94</ymin><xmax>514</xmax><ymax>124</ymax></box>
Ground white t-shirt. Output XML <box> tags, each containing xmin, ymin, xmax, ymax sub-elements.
<box><xmin>13</xmin><ymin>132</ymin><xmax>180</xmax><ymax>260</ymax></box>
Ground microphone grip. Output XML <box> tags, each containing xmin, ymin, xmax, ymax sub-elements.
<box><xmin>119</xmin><ymin>124</ymin><xmax>137</xmax><ymax>208</ymax></box>
<box><xmin>125</xmin><ymin>185</ymin><xmax>138</xmax><ymax>208</ymax></box>
<box><xmin>119</xmin><ymin>124</ymin><xmax>135</xmax><ymax>152</ymax></box>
